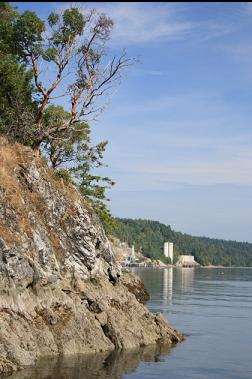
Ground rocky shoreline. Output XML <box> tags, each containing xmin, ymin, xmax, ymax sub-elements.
<box><xmin>0</xmin><ymin>137</ymin><xmax>184</xmax><ymax>375</ymax></box>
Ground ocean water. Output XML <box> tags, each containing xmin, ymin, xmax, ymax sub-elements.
<box><xmin>7</xmin><ymin>267</ymin><xmax>252</xmax><ymax>379</ymax></box>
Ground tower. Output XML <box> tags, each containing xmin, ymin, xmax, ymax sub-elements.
<box><xmin>163</xmin><ymin>242</ymin><xmax>169</xmax><ymax>258</ymax></box>
<box><xmin>163</xmin><ymin>242</ymin><xmax>173</xmax><ymax>264</ymax></box>
<box><xmin>168</xmin><ymin>242</ymin><xmax>173</xmax><ymax>264</ymax></box>
<box><xmin>131</xmin><ymin>245</ymin><xmax>135</xmax><ymax>261</ymax></box>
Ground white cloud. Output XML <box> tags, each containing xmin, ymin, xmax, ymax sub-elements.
<box><xmin>95</xmin><ymin>86</ymin><xmax>252</xmax><ymax>190</ymax></box>
<box><xmin>132</xmin><ymin>154</ymin><xmax>252</xmax><ymax>186</ymax></box>
<box><xmin>98</xmin><ymin>128</ymin><xmax>252</xmax><ymax>191</ymax></box>
<box><xmin>56</xmin><ymin>2</ymin><xmax>193</xmax><ymax>44</ymax></box>
<box><xmin>56</xmin><ymin>2</ymin><xmax>236</xmax><ymax>46</ymax></box>
<box><xmin>94</xmin><ymin>2</ymin><xmax>194</xmax><ymax>45</ymax></box>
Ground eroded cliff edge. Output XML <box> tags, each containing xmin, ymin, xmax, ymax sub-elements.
<box><xmin>0</xmin><ymin>137</ymin><xmax>183</xmax><ymax>374</ymax></box>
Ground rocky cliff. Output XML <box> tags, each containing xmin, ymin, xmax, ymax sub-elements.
<box><xmin>0</xmin><ymin>136</ymin><xmax>183</xmax><ymax>375</ymax></box>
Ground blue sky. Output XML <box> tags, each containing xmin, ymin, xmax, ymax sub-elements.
<box><xmin>13</xmin><ymin>2</ymin><xmax>252</xmax><ymax>242</ymax></box>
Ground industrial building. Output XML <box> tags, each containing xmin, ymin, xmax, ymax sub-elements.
<box><xmin>176</xmin><ymin>255</ymin><xmax>200</xmax><ymax>268</ymax></box>
<box><xmin>163</xmin><ymin>242</ymin><xmax>174</xmax><ymax>264</ymax></box>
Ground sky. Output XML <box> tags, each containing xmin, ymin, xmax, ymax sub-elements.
<box><xmin>12</xmin><ymin>2</ymin><xmax>252</xmax><ymax>242</ymax></box>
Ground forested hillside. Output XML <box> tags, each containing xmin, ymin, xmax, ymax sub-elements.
<box><xmin>108</xmin><ymin>218</ymin><xmax>252</xmax><ymax>266</ymax></box>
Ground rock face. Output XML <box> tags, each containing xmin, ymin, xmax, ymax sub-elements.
<box><xmin>0</xmin><ymin>137</ymin><xmax>184</xmax><ymax>374</ymax></box>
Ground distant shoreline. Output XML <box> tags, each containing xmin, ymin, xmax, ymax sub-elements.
<box><xmin>201</xmin><ymin>265</ymin><xmax>252</xmax><ymax>269</ymax></box>
<box><xmin>130</xmin><ymin>265</ymin><xmax>252</xmax><ymax>269</ymax></box>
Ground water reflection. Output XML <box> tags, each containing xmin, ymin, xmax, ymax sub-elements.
<box><xmin>163</xmin><ymin>268</ymin><xmax>173</xmax><ymax>306</ymax></box>
<box><xmin>8</xmin><ymin>344</ymin><xmax>172</xmax><ymax>379</ymax></box>
<box><xmin>162</xmin><ymin>268</ymin><xmax>195</xmax><ymax>306</ymax></box>
<box><xmin>176</xmin><ymin>268</ymin><xmax>195</xmax><ymax>290</ymax></box>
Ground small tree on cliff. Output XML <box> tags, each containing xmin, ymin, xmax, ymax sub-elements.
<box><xmin>10</xmin><ymin>6</ymin><xmax>132</xmax><ymax>151</ymax></box>
<box><xmin>43</xmin><ymin>104</ymin><xmax>115</xmax><ymax>228</ymax></box>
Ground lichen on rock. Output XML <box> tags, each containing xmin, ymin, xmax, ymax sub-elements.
<box><xmin>0</xmin><ymin>137</ymin><xmax>184</xmax><ymax>374</ymax></box>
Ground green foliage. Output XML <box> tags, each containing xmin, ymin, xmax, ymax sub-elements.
<box><xmin>49</xmin><ymin>8</ymin><xmax>85</xmax><ymax>47</ymax></box>
<box><xmin>72</xmin><ymin>141</ymin><xmax>116</xmax><ymax>230</ymax></box>
<box><xmin>91</xmin><ymin>201</ymin><xmax>117</xmax><ymax>233</ymax></box>
<box><xmin>14</xmin><ymin>10</ymin><xmax>44</xmax><ymax>59</ymax></box>
<box><xmin>161</xmin><ymin>256</ymin><xmax>172</xmax><ymax>264</ymax></box>
<box><xmin>0</xmin><ymin>3</ymin><xmax>123</xmax><ymax>231</ymax></box>
<box><xmin>110</xmin><ymin>218</ymin><xmax>252</xmax><ymax>267</ymax></box>
<box><xmin>42</xmin><ymin>105</ymin><xmax>115</xmax><ymax>228</ymax></box>
<box><xmin>47</xmin><ymin>12</ymin><xmax>59</xmax><ymax>27</ymax></box>
<box><xmin>0</xmin><ymin>2</ymin><xmax>129</xmax><ymax>148</ymax></box>
<box><xmin>55</xmin><ymin>168</ymin><xmax>73</xmax><ymax>184</ymax></box>
<box><xmin>0</xmin><ymin>70</ymin><xmax>36</xmax><ymax>143</ymax></box>
<box><xmin>0</xmin><ymin>3</ymin><xmax>36</xmax><ymax>142</ymax></box>
<box><xmin>0</xmin><ymin>2</ymin><xmax>18</xmax><ymax>53</ymax></box>
<box><xmin>42</xmin><ymin>105</ymin><xmax>90</xmax><ymax>168</ymax></box>
<box><xmin>78</xmin><ymin>173</ymin><xmax>115</xmax><ymax>202</ymax></box>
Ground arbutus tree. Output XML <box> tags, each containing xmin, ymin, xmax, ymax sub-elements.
<box><xmin>0</xmin><ymin>3</ymin><xmax>133</xmax><ymax>228</ymax></box>
<box><xmin>12</xmin><ymin>6</ymin><xmax>133</xmax><ymax>152</ymax></box>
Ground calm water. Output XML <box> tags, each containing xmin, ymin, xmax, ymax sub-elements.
<box><xmin>8</xmin><ymin>268</ymin><xmax>252</xmax><ymax>379</ymax></box>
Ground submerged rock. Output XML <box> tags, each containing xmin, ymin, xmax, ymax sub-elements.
<box><xmin>0</xmin><ymin>137</ymin><xmax>184</xmax><ymax>374</ymax></box>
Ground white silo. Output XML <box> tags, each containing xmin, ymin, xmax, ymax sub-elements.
<box><xmin>131</xmin><ymin>245</ymin><xmax>135</xmax><ymax>260</ymax></box>
<box><xmin>163</xmin><ymin>242</ymin><xmax>169</xmax><ymax>257</ymax></box>
<box><xmin>168</xmin><ymin>242</ymin><xmax>173</xmax><ymax>264</ymax></box>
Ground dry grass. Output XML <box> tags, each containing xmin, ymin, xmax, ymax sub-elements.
<box><xmin>47</xmin><ymin>229</ymin><xmax>64</xmax><ymax>263</ymax></box>
<box><xmin>0</xmin><ymin>137</ymin><xmax>37</xmax><ymax>239</ymax></box>
<box><xmin>0</xmin><ymin>137</ymin><xmax>28</xmax><ymax>210</ymax></box>
<box><xmin>0</xmin><ymin>225</ymin><xmax>20</xmax><ymax>246</ymax></box>
<box><xmin>0</xmin><ymin>136</ymin><xmax>94</xmax><ymax>256</ymax></box>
